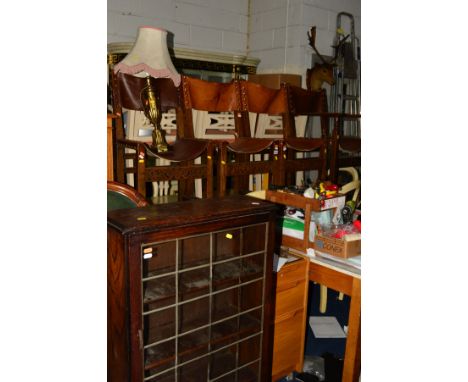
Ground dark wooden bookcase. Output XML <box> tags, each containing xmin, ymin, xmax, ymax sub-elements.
<box><xmin>108</xmin><ymin>196</ymin><xmax>279</xmax><ymax>382</ymax></box>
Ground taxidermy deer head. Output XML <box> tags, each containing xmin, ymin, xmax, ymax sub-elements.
<box><xmin>306</xmin><ymin>26</ymin><xmax>349</xmax><ymax>92</ymax></box>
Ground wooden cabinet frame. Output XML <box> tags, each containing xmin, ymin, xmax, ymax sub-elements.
<box><xmin>108</xmin><ymin>196</ymin><xmax>279</xmax><ymax>381</ymax></box>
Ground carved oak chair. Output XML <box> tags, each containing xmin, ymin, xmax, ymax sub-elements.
<box><xmin>111</xmin><ymin>72</ymin><xmax>214</xmax><ymax>201</ymax></box>
<box><xmin>181</xmin><ymin>76</ymin><xmax>242</xmax><ymax>196</ymax></box>
<box><xmin>234</xmin><ymin>80</ymin><xmax>290</xmax><ymax>191</ymax></box>
<box><xmin>277</xmin><ymin>84</ymin><xmax>330</xmax><ymax>187</ymax></box>
<box><xmin>329</xmin><ymin>113</ymin><xmax>361</xmax><ymax>183</ymax></box>
<box><xmin>107</xmin><ymin>180</ymin><xmax>149</xmax><ymax>211</ymax></box>
<box><xmin>181</xmin><ymin>76</ymin><xmax>271</xmax><ymax>196</ymax></box>
<box><xmin>218</xmin><ymin>79</ymin><xmax>285</xmax><ymax>196</ymax></box>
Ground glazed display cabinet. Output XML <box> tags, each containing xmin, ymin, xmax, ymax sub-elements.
<box><xmin>108</xmin><ymin>196</ymin><xmax>279</xmax><ymax>382</ymax></box>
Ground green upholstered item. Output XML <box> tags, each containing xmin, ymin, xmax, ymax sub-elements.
<box><xmin>107</xmin><ymin>190</ymin><xmax>139</xmax><ymax>211</ymax></box>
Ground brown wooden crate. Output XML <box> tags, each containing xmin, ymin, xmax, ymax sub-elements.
<box><xmin>314</xmin><ymin>234</ymin><xmax>361</xmax><ymax>259</ymax></box>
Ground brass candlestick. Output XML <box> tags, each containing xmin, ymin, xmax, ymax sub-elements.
<box><xmin>141</xmin><ymin>76</ymin><xmax>168</xmax><ymax>153</ymax></box>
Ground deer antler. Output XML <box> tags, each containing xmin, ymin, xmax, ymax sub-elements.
<box><xmin>307</xmin><ymin>26</ymin><xmax>328</xmax><ymax>64</ymax></box>
<box><xmin>307</xmin><ymin>26</ymin><xmax>353</xmax><ymax>91</ymax></box>
<box><xmin>308</xmin><ymin>26</ymin><xmax>351</xmax><ymax>65</ymax></box>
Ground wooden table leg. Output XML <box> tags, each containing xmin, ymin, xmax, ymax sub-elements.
<box><xmin>342</xmin><ymin>277</ymin><xmax>361</xmax><ymax>382</ymax></box>
<box><xmin>319</xmin><ymin>285</ymin><xmax>328</xmax><ymax>313</ymax></box>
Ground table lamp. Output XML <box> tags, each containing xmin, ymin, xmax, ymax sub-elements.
<box><xmin>114</xmin><ymin>26</ymin><xmax>181</xmax><ymax>152</ymax></box>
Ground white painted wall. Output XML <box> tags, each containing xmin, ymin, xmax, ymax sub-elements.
<box><xmin>107</xmin><ymin>0</ymin><xmax>360</xmax><ymax>81</ymax></box>
<box><xmin>108</xmin><ymin>0</ymin><xmax>249</xmax><ymax>54</ymax></box>
<box><xmin>249</xmin><ymin>0</ymin><xmax>361</xmax><ymax>79</ymax></box>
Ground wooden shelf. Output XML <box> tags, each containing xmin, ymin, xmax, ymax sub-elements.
<box><xmin>144</xmin><ymin>312</ymin><xmax>261</xmax><ymax>372</ymax></box>
<box><xmin>266</xmin><ymin>190</ymin><xmax>322</xmax><ymax>211</ymax></box>
<box><xmin>143</xmin><ymin>266</ymin><xmax>264</xmax><ymax>310</ymax></box>
<box><xmin>265</xmin><ymin>190</ymin><xmax>344</xmax><ymax>253</ymax></box>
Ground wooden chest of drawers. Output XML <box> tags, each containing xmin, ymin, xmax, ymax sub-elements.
<box><xmin>271</xmin><ymin>255</ymin><xmax>309</xmax><ymax>381</ymax></box>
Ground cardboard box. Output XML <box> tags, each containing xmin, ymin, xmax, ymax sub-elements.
<box><xmin>248</xmin><ymin>74</ymin><xmax>302</xmax><ymax>89</ymax></box>
<box><xmin>314</xmin><ymin>234</ymin><xmax>361</xmax><ymax>259</ymax></box>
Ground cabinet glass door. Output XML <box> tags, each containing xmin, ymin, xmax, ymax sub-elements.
<box><xmin>142</xmin><ymin>241</ymin><xmax>177</xmax><ymax>379</ymax></box>
<box><xmin>140</xmin><ymin>223</ymin><xmax>268</xmax><ymax>381</ymax></box>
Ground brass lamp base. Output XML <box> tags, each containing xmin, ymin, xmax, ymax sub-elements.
<box><xmin>142</xmin><ymin>76</ymin><xmax>169</xmax><ymax>153</ymax></box>
<box><xmin>152</xmin><ymin>127</ymin><xmax>168</xmax><ymax>153</ymax></box>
